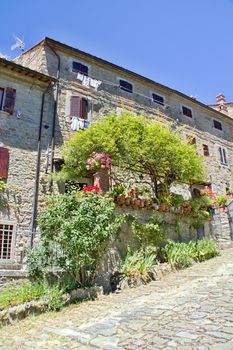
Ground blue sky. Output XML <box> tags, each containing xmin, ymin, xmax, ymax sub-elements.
<box><xmin>1</xmin><ymin>0</ymin><xmax>233</xmax><ymax>104</ymax></box>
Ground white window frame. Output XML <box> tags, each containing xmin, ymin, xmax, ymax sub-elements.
<box><xmin>180</xmin><ymin>103</ymin><xmax>193</xmax><ymax>118</ymax></box>
<box><xmin>117</xmin><ymin>77</ymin><xmax>134</xmax><ymax>94</ymax></box>
<box><xmin>0</xmin><ymin>221</ymin><xmax>16</xmax><ymax>262</ymax></box>
<box><xmin>150</xmin><ymin>91</ymin><xmax>165</xmax><ymax>108</ymax></box>
<box><xmin>217</xmin><ymin>146</ymin><xmax>228</xmax><ymax>166</ymax></box>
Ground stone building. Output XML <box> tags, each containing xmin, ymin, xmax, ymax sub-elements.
<box><xmin>0</xmin><ymin>58</ymin><xmax>55</xmax><ymax>273</ymax></box>
<box><xmin>15</xmin><ymin>37</ymin><xmax>233</xmax><ymax>196</ymax></box>
<box><xmin>1</xmin><ymin>36</ymin><xmax>233</xmax><ymax>273</ymax></box>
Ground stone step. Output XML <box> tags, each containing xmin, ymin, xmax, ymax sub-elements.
<box><xmin>0</xmin><ymin>269</ymin><xmax>28</xmax><ymax>278</ymax></box>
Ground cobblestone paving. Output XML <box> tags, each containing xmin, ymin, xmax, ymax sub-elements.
<box><xmin>1</xmin><ymin>249</ymin><xmax>233</xmax><ymax>350</ymax></box>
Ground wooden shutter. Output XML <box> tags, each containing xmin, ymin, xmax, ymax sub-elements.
<box><xmin>0</xmin><ymin>147</ymin><xmax>9</xmax><ymax>178</ymax></box>
<box><xmin>70</xmin><ymin>96</ymin><xmax>81</xmax><ymax>117</ymax></box>
<box><xmin>3</xmin><ymin>88</ymin><xmax>16</xmax><ymax>114</ymax></box>
<box><xmin>81</xmin><ymin>98</ymin><xmax>88</xmax><ymax>120</ymax></box>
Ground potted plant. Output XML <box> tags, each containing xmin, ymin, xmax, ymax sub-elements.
<box><xmin>216</xmin><ymin>196</ymin><xmax>228</xmax><ymax>212</ymax></box>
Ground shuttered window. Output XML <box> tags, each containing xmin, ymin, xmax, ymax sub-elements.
<box><xmin>203</xmin><ymin>144</ymin><xmax>209</xmax><ymax>156</ymax></box>
<box><xmin>119</xmin><ymin>80</ymin><xmax>133</xmax><ymax>93</ymax></box>
<box><xmin>72</xmin><ymin>62</ymin><xmax>88</xmax><ymax>76</ymax></box>
<box><xmin>0</xmin><ymin>147</ymin><xmax>9</xmax><ymax>178</ymax></box>
<box><xmin>214</xmin><ymin>120</ymin><xmax>222</xmax><ymax>131</ymax></box>
<box><xmin>70</xmin><ymin>96</ymin><xmax>89</xmax><ymax>120</ymax></box>
<box><xmin>3</xmin><ymin>88</ymin><xmax>16</xmax><ymax>114</ymax></box>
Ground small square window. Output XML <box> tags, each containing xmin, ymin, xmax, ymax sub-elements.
<box><xmin>213</xmin><ymin>120</ymin><xmax>222</xmax><ymax>131</ymax></box>
<box><xmin>152</xmin><ymin>93</ymin><xmax>164</xmax><ymax>106</ymax></box>
<box><xmin>182</xmin><ymin>106</ymin><xmax>192</xmax><ymax>118</ymax></box>
<box><xmin>119</xmin><ymin>80</ymin><xmax>133</xmax><ymax>93</ymax></box>
<box><xmin>72</xmin><ymin>62</ymin><xmax>88</xmax><ymax>76</ymax></box>
<box><xmin>203</xmin><ymin>144</ymin><xmax>209</xmax><ymax>156</ymax></box>
<box><xmin>186</xmin><ymin>135</ymin><xmax>196</xmax><ymax>145</ymax></box>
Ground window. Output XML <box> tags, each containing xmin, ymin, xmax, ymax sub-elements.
<box><xmin>186</xmin><ymin>135</ymin><xmax>196</xmax><ymax>145</ymax></box>
<box><xmin>70</xmin><ymin>96</ymin><xmax>90</xmax><ymax>120</ymax></box>
<box><xmin>213</xmin><ymin>120</ymin><xmax>222</xmax><ymax>131</ymax></box>
<box><xmin>203</xmin><ymin>144</ymin><xmax>209</xmax><ymax>156</ymax></box>
<box><xmin>0</xmin><ymin>88</ymin><xmax>4</xmax><ymax>110</ymax></box>
<box><xmin>119</xmin><ymin>79</ymin><xmax>133</xmax><ymax>93</ymax></box>
<box><xmin>182</xmin><ymin>106</ymin><xmax>192</xmax><ymax>118</ymax></box>
<box><xmin>152</xmin><ymin>93</ymin><xmax>164</xmax><ymax>106</ymax></box>
<box><xmin>0</xmin><ymin>147</ymin><xmax>9</xmax><ymax>178</ymax></box>
<box><xmin>72</xmin><ymin>61</ymin><xmax>88</xmax><ymax>76</ymax></box>
<box><xmin>0</xmin><ymin>87</ymin><xmax>16</xmax><ymax>114</ymax></box>
<box><xmin>0</xmin><ymin>223</ymin><xmax>15</xmax><ymax>260</ymax></box>
<box><xmin>219</xmin><ymin>147</ymin><xmax>228</xmax><ymax>165</ymax></box>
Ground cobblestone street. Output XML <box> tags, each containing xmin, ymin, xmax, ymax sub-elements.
<box><xmin>0</xmin><ymin>248</ymin><xmax>233</xmax><ymax>350</ymax></box>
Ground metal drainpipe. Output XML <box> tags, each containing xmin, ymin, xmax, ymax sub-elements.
<box><xmin>30</xmin><ymin>84</ymin><xmax>52</xmax><ymax>249</ymax></box>
<box><xmin>46</xmin><ymin>42</ymin><xmax>60</xmax><ymax>191</ymax></box>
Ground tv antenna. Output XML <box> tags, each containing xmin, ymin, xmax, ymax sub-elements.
<box><xmin>11</xmin><ymin>35</ymin><xmax>25</xmax><ymax>53</ymax></box>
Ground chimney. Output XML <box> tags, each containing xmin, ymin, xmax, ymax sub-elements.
<box><xmin>216</xmin><ymin>93</ymin><xmax>228</xmax><ymax>114</ymax></box>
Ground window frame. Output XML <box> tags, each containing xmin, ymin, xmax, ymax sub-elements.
<box><xmin>0</xmin><ymin>221</ymin><xmax>16</xmax><ymax>262</ymax></box>
<box><xmin>181</xmin><ymin>104</ymin><xmax>193</xmax><ymax>118</ymax></box>
<box><xmin>218</xmin><ymin>146</ymin><xmax>228</xmax><ymax>166</ymax></box>
<box><xmin>0</xmin><ymin>87</ymin><xmax>5</xmax><ymax>110</ymax></box>
<box><xmin>69</xmin><ymin>94</ymin><xmax>91</xmax><ymax>121</ymax></box>
<box><xmin>213</xmin><ymin>119</ymin><xmax>223</xmax><ymax>131</ymax></box>
<box><xmin>72</xmin><ymin>61</ymin><xmax>89</xmax><ymax>76</ymax></box>
<box><xmin>151</xmin><ymin>91</ymin><xmax>165</xmax><ymax>107</ymax></box>
<box><xmin>118</xmin><ymin>78</ymin><xmax>134</xmax><ymax>94</ymax></box>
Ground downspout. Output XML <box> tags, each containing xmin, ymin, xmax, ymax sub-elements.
<box><xmin>30</xmin><ymin>83</ymin><xmax>52</xmax><ymax>249</ymax></box>
<box><xmin>46</xmin><ymin>42</ymin><xmax>61</xmax><ymax>190</ymax></box>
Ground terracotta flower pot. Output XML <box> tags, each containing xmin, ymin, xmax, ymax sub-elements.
<box><xmin>117</xmin><ymin>194</ymin><xmax>125</xmax><ymax>205</ymax></box>
<box><xmin>125</xmin><ymin>196</ymin><xmax>131</xmax><ymax>205</ymax></box>
<box><xmin>159</xmin><ymin>203</ymin><xmax>170</xmax><ymax>212</ymax></box>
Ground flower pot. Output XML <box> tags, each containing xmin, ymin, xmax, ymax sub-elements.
<box><xmin>135</xmin><ymin>199</ymin><xmax>141</xmax><ymax>207</ymax></box>
<box><xmin>125</xmin><ymin>196</ymin><xmax>131</xmax><ymax>205</ymax></box>
<box><xmin>139</xmin><ymin>199</ymin><xmax>145</xmax><ymax>208</ymax></box>
<box><xmin>219</xmin><ymin>206</ymin><xmax>225</xmax><ymax>213</ymax></box>
<box><xmin>159</xmin><ymin>203</ymin><xmax>170</xmax><ymax>212</ymax></box>
<box><xmin>117</xmin><ymin>194</ymin><xmax>126</xmax><ymax>205</ymax></box>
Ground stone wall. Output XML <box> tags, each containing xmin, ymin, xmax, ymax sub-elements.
<box><xmin>0</xmin><ymin>68</ymin><xmax>54</xmax><ymax>269</ymax></box>
<box><xmin>95</xmin><ymin>207</ymin><xmax>211</xmax><ymax>292</ymax></box>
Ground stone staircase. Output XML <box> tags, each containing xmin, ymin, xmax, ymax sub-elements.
<box><xmin>211</xmin><ymin>212</ymin><xmax>233</xmax><ymax>249</ymax></box>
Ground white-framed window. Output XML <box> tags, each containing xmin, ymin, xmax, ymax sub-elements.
<box><xmin>181</xmin><ymin>104</ymin><xmax>193</xmax><ymax>118</ymax></box>
<box><xmin>0</xmin><ymin>222</ymin><xmax>16</xmax><ymax>261</ymax></box>
<box><xmin>151</xmin><ymin>92</ymin><xmax>165</xmax><ymax>107</ymax></box>
<box><xmin>118</xmin><ymin>78</ymin><xmax>133</xmax><ymax>93</ymax></box>
<box><xmin>218</xmin><ymin>146</ymin><xmax>228</xmax><ymax>165</ymax></box>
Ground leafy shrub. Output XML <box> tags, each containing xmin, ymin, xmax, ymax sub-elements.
<box><xmin>28</xmin><ymin>192</ymin><xmax>125</xmax><ymax>285</ymax></box>
<box><xmin>0</xmin><ymin>281</ymin><xmax>65</xmax><ymax>311</ymax></box>
<box><xmin>216</xmin><ymin>196</ymin><xmax>228</xmax><ymax>206</ymax></box>
<box><xmin>120</xmin><ymin>248</ymin><xmax>158</xmax><ymax>278</ymax></box>
<box><xmin>160</xmin><ymin>238</ymin><xmax>219</xmax><ymax>268</ymax></box>
<box><xmin>131</xmin><ymin>214</ymin><xmax>165</xmax><ymax>247</ymax></box>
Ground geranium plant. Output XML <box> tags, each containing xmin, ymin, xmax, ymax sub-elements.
<box><xmin>86</xmin><ymin>152</ymin><xmax>111</xmax><ymax>172</ymax></box>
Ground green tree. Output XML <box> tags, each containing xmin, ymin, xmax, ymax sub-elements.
<box><xmin>60</xmin><ymin>113</ymin><xmax>204</xmax><ymax>198</ymax></box>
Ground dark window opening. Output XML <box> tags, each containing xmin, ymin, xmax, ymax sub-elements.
<box><xmin>203</xmin><ymin>144</ymin><xmax>209</xmax><ymax>156</ymax></box>
<box><xmin>0</xmin><ymin>88</ymin><xmax>4</xmax><ymax>110</ymax></box>
<box><xmin>72</xmin><ymin>61</ymin><xmax>88</xmax><ymax>76</ymax></box>
<box><xmin>214</xmin><ymin>120</ymin><xmax>222</xmax><ymax>131</ymax></box>
<box><xmin>119</xmin><ymin>80</ymin><xmax>133</xmax><ymax>93</ymax></box>
<box><xmin>182</xmin><ymin>106</ymin><xmax>192</xmax><ymax>118</ymax></box>
<box><xmin>152</xmin><ymin>93</ymin><xmax>164</xmax><ymax>106</ymax></box>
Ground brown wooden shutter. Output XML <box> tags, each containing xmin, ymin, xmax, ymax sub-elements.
<box><xmin>81</xmin><ymin>98</ymin><xmax>88</xmax><ymax>120</ymax></box>
<box><xmin>0</xmin><ymin>147</ymin><xmax>9</xmax><ymax>178</ymax></box>
<box><xmin>3</xmin><ymin>88</ymin><xmax>16</xmax><ymax>114</ymax></box>
<box><xmin>70</xmin><ymin>96</ymin><xmax>81</xmax><ymax>117</ymax></box>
